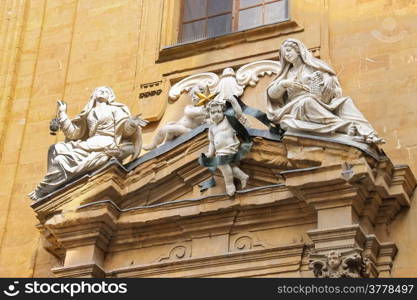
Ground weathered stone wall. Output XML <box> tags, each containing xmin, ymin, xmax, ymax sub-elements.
<box><xmin>327</xmin><ymin>0</ymin><xmax>417</xmax><ymax>277</ymax></box>
<box><xmin>0</xmin><ymin>0</ymin><xmax>416</xmax><ymax>277</ymax></box>
<box><xmin>0</xmin><ymin>0</ymin><xmax>142</xmax><ymax>277</ymax></box>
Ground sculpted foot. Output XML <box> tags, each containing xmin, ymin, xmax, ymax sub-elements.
<box><xmin>366</xmin><ymin>133</ymin><xmax>386</xmax><ymax>145</ymax></box>
<box><xmin>143</xmin><ymin>144</ymin><xmax>156</xmax><ymax>151</ymax></box>
<box><xmin>28</xmin><ymin>190</ymin><xmax>41</xmax><ymax>201</ymax></box>
<box><xmin>240</xmin><ymin>173</ymin><xmax>249</xmax><ymax>189</ymax></box>
<box><xmin>347</xmin><ymin>125</ymin><xmax>357</xmax><ymax>136</ymax></box>
<box><xmin>225</xmin><ymin>184</ymin><xmax>236</xmax><ymax>196</ymax></box>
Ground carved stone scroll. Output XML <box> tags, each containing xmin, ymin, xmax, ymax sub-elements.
<box><xmin>169</xmin><ymin>72</ymin><xmax>219</xmax><ymax>101</ymax></box>
<box><xmin>235</xmin><ymin>60</ymin><xmax>281</xmax><ymax>87</ymax></box>
<box><xmin>230</xmin><ymin>232</ymin><xmax>265</xmax><ymax>252</ymax></box>
<box><xmin>158</xmin><ymin>244</ymin><xmax>192</xmax><ymax>262</ymax></box>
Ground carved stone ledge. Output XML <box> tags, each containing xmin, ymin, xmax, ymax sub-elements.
<box><xmin>158</xmin><ymin>20</ymin><xmax>303</xmax><ymax>63</ymax></box>
<box><xmin>307</xmin><ymin>225</ymin><xmax>367</xmax><ymax>253</ymax></box>
<box><xmin>44</xmin><ymin>203</ymin><xmax>118</xmax><ymax>249</ymax></box>
<box><xmin>31</xmin><ymin>161</ymin><xmax>128</xmax><ymax>219</ymax></box>
<box><xmin>108</xmin><ymin>243</ymin><xmax>305</xmax><ymax>278</ymax></box>
<box><xmin>40</xmin><ymin>203</ymin><xmax>118</xmax><ymax>277</ymax></box>
<box><xmin>52</xmin><ymin>263</ymin><xmax>105</xmax><ymax>278</ymax></box>
<box><xmin>30</xmin><ymin>128</ymin><xmax>415</xmax><ymax>278</ymax></box>
<box><xmin>281</xmin><ymin>153</ymin><xmax>415</xmax><ymax>229</ymax></box>
<box><xmin>376</xmin><ymin>243</ymin><xmax>398</xmax><ymax>277</ymax></box>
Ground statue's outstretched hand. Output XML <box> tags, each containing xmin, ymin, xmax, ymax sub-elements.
<box><xmin>57</xmin><ymin>100</ymin><xmax>67</xmax><ymax>113</ymax></box>
<box><xmin>126</xmin><ymin>115</ymin><xmax>149</xmax><ymax>129</ymax></box>
<box><xmin>124</xmin><ymin>115</ymin><xmax>149</xmax><ymax>136</ymax></box>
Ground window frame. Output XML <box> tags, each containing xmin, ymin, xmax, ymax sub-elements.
<box><xmin>179</xmin><ymin>0</ymin><xmax>288</xmax><ymax>44</ymax></box>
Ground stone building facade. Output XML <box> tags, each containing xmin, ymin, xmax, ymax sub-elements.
<box><xmin>0</xmin><ymin>0</ymin><xmax>416</xmax><ymax>277</ymax></box>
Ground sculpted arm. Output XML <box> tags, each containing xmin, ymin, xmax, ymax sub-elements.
<box><xmin>123</xmin><ymin>118</ymin><xmax>138</xmax><ymax>136</ymax></box>
<box><xmin>123</xmin><ymin>115</ymin><xmax>149</xmax><ymax>137</ymax></box>
<box><xmin>267</xmin><ymin>79</ymin><xmax>287</xmax><ymax>101</ymax></box>
<box><xmin>206</xmin><ymin>128</ymin><xmax>215</xmax><ymax>158</ymax></box>
<box><xmin>184</xmin><ymin>105</ymin><xmax>207</xmax><ymax>118</ymax></box>
<box><xmin>57</xmin><ymin>101</ymin><xmax>83</xmax><ymax>140</ymax></box>
<box><xmin>109</xmin><ymin>106</ymin><xmax>148</xmax><ymax>137</ymax></box>
<box><xmin>226</xmin><ymin>97</ymin><xmax>243</xmax><ymax>120</ymax></box>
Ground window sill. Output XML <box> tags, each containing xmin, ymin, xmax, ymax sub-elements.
<box><xmin>157</xmin><ymin>19</ymin><xmax>303</xmax><ymax>63</ymax></box>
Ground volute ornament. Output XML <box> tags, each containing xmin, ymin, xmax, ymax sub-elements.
<box><xmin>235</xmin><ymin>60</ymin><xmax>281</xmax><ymax>87</ymax></box>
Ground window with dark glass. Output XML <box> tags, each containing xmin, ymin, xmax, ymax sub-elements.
<box><xmin>179</xmin><ymin>0</ymin><xmax>289</xmax><ymax>43</ymax></box>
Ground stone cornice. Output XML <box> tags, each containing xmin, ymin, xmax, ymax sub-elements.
<box><xmin>108</xmin><ymin>243</ymin><xmax>305</xmax><ymax>278</ymax></box>
<box><xmin>31</xmin><ymin>130</ymin><xmax>416</xmax><ymax>277</ymax></box>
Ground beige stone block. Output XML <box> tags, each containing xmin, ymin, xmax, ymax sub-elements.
<box><xmin>105</xmin><ymin>244</ymin><xmax>174</xmax><ymax>270</ymax></box>
<box><xmin>65</xmin><ymin>245</ymin><xmax>104</xmax><ymax>267</ymax></box>
<box><xmin>317</xmin><ymin>206</ymin><xmax>356</xmax><ymax>229</ymax></box>
<box><xmin>191</xmin><ymin>235</ymin><xmax>229</xmax><ymax>258</ymax></box>
<box><xmin>255</xmin><ymin>224</ymin><xmax>314</xmax><ymax>246</ymax></box>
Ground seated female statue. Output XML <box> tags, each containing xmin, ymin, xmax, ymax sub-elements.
<box><xmin>266</xmin><ymin>38</ymin><xmax>384</xmax><ymax>144</ymax></box>
<box><xmin>29</xmin><ymin>86</ymin><xmax>147</xmax><ymax>201</ymax></box>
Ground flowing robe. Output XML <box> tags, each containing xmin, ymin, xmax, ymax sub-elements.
<box><xmin>29</xmin><ymin>103</ymin><xmax>140</xmax><ymax>200</ymax></box>
<box><xmin>266</xmin><ymin>65</ymin><xmax>376</xmax><ymax>138</ymax></box>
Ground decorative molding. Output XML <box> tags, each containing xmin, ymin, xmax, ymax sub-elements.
<box><xmin>235</xmin><ymin>60</ymin><xmax>281</xmax><ymax>87</ymax></box>
<box><xmin>168</xmin><ymin>73</ymin><xmax>219</xmax><ymax>101</ymax></box>
<box><xmin>52</xmin><ymin>263</ymin><xmax>105</xmax><ymax>278</ymax></box>
<box><xmin>168</xmin><ymin>60</ymin><xmax>281</xmax><ymax>102</ymax></box>
<box><xmin>108</xmin><ymin>243</ymin><xmax>304</xmax><ymax>278</ymax></box>
<box><xmin>158</xmin><ymin>243</ymin><xmax>192</xmax><ymax>262</ymax></box>
<box><xmin>158</xmin><ymin>20</ymin><xmax>303</xmax><ymax>63</ymax></box>
<box><xmin>230</xmin><ymin>232</ymin><xmax>265</xmax><ymax>252</ymax></box>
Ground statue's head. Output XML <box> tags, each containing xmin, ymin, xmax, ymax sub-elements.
<box><xmin>281</xmin><ymin>39</ymin><xmax>302</xmax><ymax>65</ymax></box>
<box><xmin>92</xmin><ymin>86</ymin><xmax>115</xmax><ymax>104</ymax></box>
<box><xmin>208</xmin><ymin>99</ymin><xmax>226</xmax><ymax>124</ymax></box>
<box><xmin>327</xmin><ymin>250</ymin><xmax>342</xmax><ymax>270</ymax></box>
<box><xmin>277</xmin><ymin>38</ymin><xmax>336</xmax><ymax>76</ymax></box>
<box><xmin>190</xmin><ymin>84</ymin><xmax>206</xmax><ymax>104</ymax></box>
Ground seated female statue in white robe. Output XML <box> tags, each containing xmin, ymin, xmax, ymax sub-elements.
<box><xmin>28</xmin><ymin>86</ymin><xmax>147</xmax><ymax>201</ymax></box>
<box><xmin>266</xmin><ymin>38</ymin><xmax>384</xmax><ymax>144</ymax></box>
